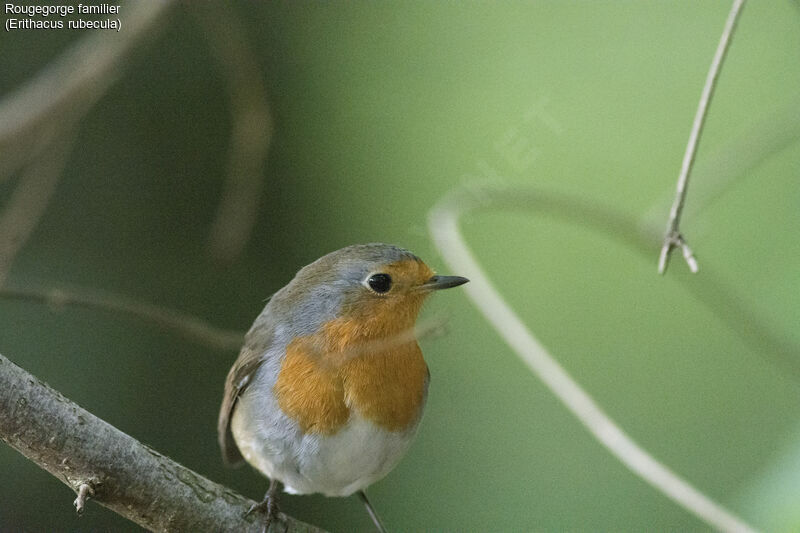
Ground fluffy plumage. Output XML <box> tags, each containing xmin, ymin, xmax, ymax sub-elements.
<box><xmin>218</xmin><ymin>244</ymin><xmax>455</xmax><ymax>497</ymax></box>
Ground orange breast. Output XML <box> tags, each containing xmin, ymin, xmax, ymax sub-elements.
<box><xmin>273</xmin><ymin>338</ymin><xmax>350</xmax><ymax>435</ymax></box>
<box><xmin>341</xmin><ymin>341</ymin><xmax>428</xmax><ymax>432</ymax></box>
<box><xmin>273</xmin><ymin>320</ymin><xmax>429</xmax><ymax>435</ymax></box>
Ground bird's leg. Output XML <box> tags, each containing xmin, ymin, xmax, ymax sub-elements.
<box><xmin>246</xmin><ymin>478</ymin><xmax>281</xmax><ymax>530</ymax></box>
<box><xmin>357</xmin><ymin>490</ymin><xmax>389</xmax><ymax>533</ymax></box>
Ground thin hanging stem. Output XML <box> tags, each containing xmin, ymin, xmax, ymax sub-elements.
<box><xmin>658</xmin><ymin>0</ymin><xmax>746</xmax><ymax>274</ymax></box>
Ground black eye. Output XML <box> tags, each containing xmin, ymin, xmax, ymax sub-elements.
<box><xmin>367</xmin><ymin>273</ymin><xmax>392</xmax><ymax>294</ymax></box>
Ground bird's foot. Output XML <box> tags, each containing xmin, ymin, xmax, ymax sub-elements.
<box><xmin>245</xmin><ymin>479</ymin><xmax>281</xmax><ymax>532</ymax></box>
<box><xmin>244</xmin><ymin>497</ymin><xmax>278</xmax><ymax>520</ymax></box>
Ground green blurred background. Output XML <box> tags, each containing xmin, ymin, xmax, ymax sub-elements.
<box><xmin>1</xmin><ymin>1</ymin><xmax>799</xmax><ymax>531</ymax></box>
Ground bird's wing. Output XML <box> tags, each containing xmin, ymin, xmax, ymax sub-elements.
<box><xmin>218</xmin><ymin>343</ymin><xmax>269</xmax><ymax>466</ymax></box>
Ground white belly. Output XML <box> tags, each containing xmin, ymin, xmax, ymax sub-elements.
<box><xmin>230</xmin><ymin>364</ymin><xmax>422</xmax><ymax>497</ymax></box>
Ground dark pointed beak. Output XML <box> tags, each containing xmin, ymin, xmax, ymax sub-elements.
<box><xmin>421</xmin><ymin>275</ymin><xmax>470</xmax><ymax>291</ymax></box>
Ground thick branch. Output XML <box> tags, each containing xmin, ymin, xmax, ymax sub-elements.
<box><xmin>0</xmin><ymin>352</ymin><xmax>325</xmax><ymax>533</ymax></box>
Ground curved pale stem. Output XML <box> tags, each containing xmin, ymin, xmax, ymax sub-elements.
<box><xmin>429</xmin><ymin>187</ymin><xmax>758</xmax><ymax>533</ymax></box>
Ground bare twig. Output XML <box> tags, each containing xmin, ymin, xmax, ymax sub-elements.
<box><xmin>0</xmin><ymin>352</ymin><xmax>325</xmax><ymax>532</ymax></box>
<box><xmin>193</xmin><ymin>3</ymin><xmax>273</xmax><ymax>263</ymax></box>
<box><xmin>0</xmin><ymin>281</ymin><xmax>450</xmax><ymax>357</ymax></box>
<box><xmin>0</xmin><ymin>283</ymin><xmax>244</xmax><ymax>351</ymax></box>
<box><xmin>0</xmin><ymin>130</ymin><xmax>74</xmax><ymax>287</ymax></box>
<box><xmin>452</xmin><ymin>186</ymin><xmax>800</xmax><ymax>377</ymax></box>
<box><xmin>430</xmin><ymin>186</ymin><xmax>759</xmax><ymax>533</ymax></box>
<box><xmin>658</xmin><ymin>0</ymin><xmax>746</xmax><ymax>274</ymax></box>
<box><xmin>642</xmin><ymin>103</ymin><xmax>800</xmax><ymax>239</ymax></box>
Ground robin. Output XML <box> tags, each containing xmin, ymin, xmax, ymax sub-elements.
<box><xmin>218</xmin><ymin>243</ymin><xmax>468</xmax><ymax>531</ymax></box>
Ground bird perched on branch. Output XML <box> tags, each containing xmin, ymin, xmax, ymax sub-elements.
<box><xmin>218</xmin><ymin>243</ymin><xmax>468</xmax><ymax>531</ymax></box>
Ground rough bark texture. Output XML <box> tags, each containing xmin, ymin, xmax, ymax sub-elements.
<box><xmin>0</xmin><ymin>352</ymin><xmax>325</xmax><ymax>533</ymax></box>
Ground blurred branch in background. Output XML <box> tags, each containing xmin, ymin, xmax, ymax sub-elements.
<box><xmin>0</xmin><ymin>282</ymin><xmax>451</xmax><ymax>357</ymax></box>
<box><xmin>0</xmin><ymin>0</ymin><xmax>174</xmax><ymax>178</ymax></box>
<box><xmin>429</xmin><ymin>185</ymin><xmax>780</xmax><ymax>533</ymax></box>
<box><xmin>433</xmin><ymin>186</ymin><xmax>800</xmax><ymax>378</ymax></box>
<box><xmin>0</xmin><ymin>282</ymin><xmax>245</xmax><ymax>351</ymax></box>
<box><xmin>658</xmin><ymin>0</ymin><xmax>746</xmax><ymax>275</ymax></box>
<box><xmin>0</xmin><ymin>352</ymin><xmax>324</xmax><ymax>532</ymax></box>
<box><xmin>0</xmin><ymin>129</ymin><xmax>75</xmax><ymax>287</ymax></box>
<box><xmin>193</xmin><ymin>3</ymin><xmax>273</xmax><ymax>264</ymax></box>
<box><xmin>0</xmin><ymin>0</ymin><xmax>175</xmax><ymax>290</ymax></box>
